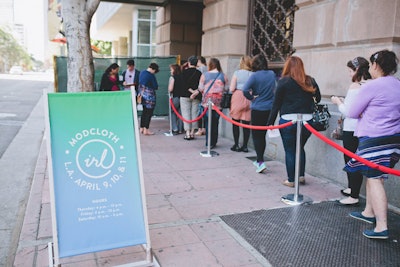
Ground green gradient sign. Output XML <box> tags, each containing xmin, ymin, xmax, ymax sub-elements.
<box><xmin>46</xmin><ymin>91</ymin><xmax>148</xmax><ymax>258</ymax></box>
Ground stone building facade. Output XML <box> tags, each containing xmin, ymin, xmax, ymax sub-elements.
<box><xmin>156</xmin><ymin>0</ymin><xmax>400</xmax><ymax>95</ymax></box>
<box><xmin>174</xmin><ymin>0</ymin><xmax>400</xmax><ymax>208</ymax></box>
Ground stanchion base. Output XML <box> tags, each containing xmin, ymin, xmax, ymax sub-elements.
<box><xmin>164</xmin><ymin>132</ymin><xmax>174</xmax><ymax>136</ymax></box>
<box><xmin>200</xmin><ymin>150</ymin><xmax>219</xmax><ymax>157</ymax></box>
<box><xmin>281</xmin><ymin>194</ymin><xmax>312</xmax><ymax>206</ymax></box>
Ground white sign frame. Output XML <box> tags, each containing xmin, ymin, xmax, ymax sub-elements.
<box><xmin>44</xmin><ymin>91</ymin><xmax>157</xmax><ymax>266</ymax></box>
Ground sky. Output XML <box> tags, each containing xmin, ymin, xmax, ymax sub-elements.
<box><xmin>14</xmin><ymin>0</ymin><xmax>46</xmax><ymax>61</ymax></box>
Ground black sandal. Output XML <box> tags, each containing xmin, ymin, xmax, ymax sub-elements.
<box><xmin>184</xmin><ymin>135</ymin><xmax>191</xmax><ymax>140</ymax></box>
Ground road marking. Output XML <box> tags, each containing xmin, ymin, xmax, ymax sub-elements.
<box><xmin>0</xmin><ymin>113</ymin><xmax>17</xmax><ymax>118</ymax></box>
<box><xmin>0</xmin><ymin>120</ymin><xmax>24</xmax><ymax>126</ymax></box>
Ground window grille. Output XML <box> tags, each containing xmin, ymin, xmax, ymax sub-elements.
<box><xmin>248</xmin><ymin>0</ymin><xmax>297</xmax><ymax>66</ymax></box>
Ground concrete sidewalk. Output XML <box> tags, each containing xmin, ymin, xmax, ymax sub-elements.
<box><xmin>13</xmin><ymin>116</ymin><xmax>344</xmax><ymax>267</ymax></box>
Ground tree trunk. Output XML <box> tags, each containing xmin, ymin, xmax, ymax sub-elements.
<box><xmin>62</xmin><ymin>0</ymin><xmax>100</xmax><ymax>92</ymax></box>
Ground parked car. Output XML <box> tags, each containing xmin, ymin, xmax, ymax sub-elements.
<box><xmin>9</xmin><ymin>66</ymin><xmax>23</xmax><ymax>75</ymax></box>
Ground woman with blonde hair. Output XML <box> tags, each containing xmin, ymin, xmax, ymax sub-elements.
<box><xmin>229</xmin><ymin>55</ymin><xmax>253</xmax><ymax>152</ymax></box>
<box><xmin>267</xmin><ymin>56</ymin><xmax>321</xmax><ymax>187</ymax></box>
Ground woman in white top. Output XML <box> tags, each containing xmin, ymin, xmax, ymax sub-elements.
<box><xmin>331</xmin><ymin>57</ymin><xmax>371</xmax><ymax>205</ymax></box>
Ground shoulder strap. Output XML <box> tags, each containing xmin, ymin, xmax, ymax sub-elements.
<box><xmin>204</xmin><ymin>72</ymin><xmax>221</xmax><ymax>95</ymax></box>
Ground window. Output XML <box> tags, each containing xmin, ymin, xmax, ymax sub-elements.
<box><xmin>248</xmin><ymin>0</ymin><xmax>297</xmax><ymax>65</ymax></box>
<box><xmin>137</xmin><ymin>9</ymin><xmax>156</xmax><ymax>57</ymax></box>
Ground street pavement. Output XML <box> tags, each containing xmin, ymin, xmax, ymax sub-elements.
<box><xmin>0</xmin><ymin>74</ymin><xmax>52</xmax><ymax>267</ymax></box>
<box><xmin>9</xmin><ymin>92</ymin><xmax>347</xmax><ymax>266</ymax></box>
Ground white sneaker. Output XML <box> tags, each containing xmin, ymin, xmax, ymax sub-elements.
<box><xmin>256</xmin><ymin>162</ymin><xmax>266</xmax><ymax>173</ymax></box>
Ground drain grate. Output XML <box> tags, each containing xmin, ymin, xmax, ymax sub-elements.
<box><xmin>221</xmin><ymin>201</ymin><xmax>400</xmax><ymax>267</ymax></box>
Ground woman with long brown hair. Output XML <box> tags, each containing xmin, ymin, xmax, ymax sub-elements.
<box><xmin>198</xmin><ymin>57</ymin><xmax>228</xmax><ymax>148</ymax></box>
<box><xmin>267</xmin><ymin>56</ymin><xmax>321</xmax><ymax>187</ymax></box>
<box><xmin>100</xmin><ymin>63</ymin><xmax>120</xmax><ymax>91</ymax></box>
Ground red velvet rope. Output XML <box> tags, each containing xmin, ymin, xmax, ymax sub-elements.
<box><xmin>169</xmin><ymin>97</ymin><xmax>208</xmax><ymax>123</ymax></box>
<box><xmin>304</xmin><ymin>122</ymin><xmax>400</xmax><ymax>176</ymax></box>
<box><xmin>212</xmin><ymin>105</ymin><xmax>294</xmax><ymax>130</ymax></box>
<box><xmin>169</xmin><ymin>96</ymin><xmax>399</xmax><ymax>176</ymax></box>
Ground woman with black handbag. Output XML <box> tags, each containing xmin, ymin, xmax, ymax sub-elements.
<box><xmin>331</xmin><ymin>57</ymin><xmax>371</xmax><ymax>206</ymax></box>
<box><xmin>267</xmin><ymin>56</ymin><xmax>321</xmax><ymax>187</ymax></box>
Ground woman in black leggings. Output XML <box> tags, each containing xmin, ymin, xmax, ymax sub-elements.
<box><xmin>243</xmin><ymin>54</ymin><xmax>276</xmax><ymax>173</ymax></box>
<box><xmin>331</xmin><ymin>56</ymin><xmax>371</xmax><ymax>205</ymax></box>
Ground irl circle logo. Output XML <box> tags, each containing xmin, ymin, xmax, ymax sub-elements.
<box><xmin>76</xmin><ymin>139</ymin><xmax>115</xmax><ymax>179</ymax></box>
<box><xmin>64</xmin><ymin>129</ymin><xmax>127</xmax><ymax>190</ymax></box>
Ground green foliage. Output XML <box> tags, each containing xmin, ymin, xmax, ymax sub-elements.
<box><xmin>0</xmin><ymin>26</ymin><xmax>32</xmax><ymax>71</ymax></box>
<box><xmin>91</xmin><ymin>39</ymin><xmax>112</xmax><ymax>55</ymax></box>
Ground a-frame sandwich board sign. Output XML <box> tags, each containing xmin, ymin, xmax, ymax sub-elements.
<box><xmin>44</xmin><ymin>91</ymin><xmax>157</xmax><ymax>266</ymax></box>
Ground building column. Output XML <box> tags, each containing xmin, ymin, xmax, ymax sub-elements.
<box><xmin>201</xmin><ymin>0</ymin><xmax>250</xmax><ymax>78</ymax></box>
<box><xmin>156</xmin><ymin>1</ymin><xmax>203</xmax><ymax>62</ymax></box>
<box><xmin>118</xmin><ymin>36</ymin><xmax>128</xmax><ymax>56</ymax></box>
<box><xmin>112</xmin><ymin>40</ymin><xmax>119</xmax><ymax>57</ymax></box>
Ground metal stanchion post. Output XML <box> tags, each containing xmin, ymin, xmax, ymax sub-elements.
<box><xmin>164</xmin><ymin>93</ymin><xmax>173</xmax><ymax>136</ymax></box>
<box><xmin>200</xmin><ymin>100</ymin><xmax>219</xmax><ymax>157</ymax></box>
<box><xmin>282</xmin><ymin>114</ymin><xmax>312</xmax><ymax>205</ymax></box>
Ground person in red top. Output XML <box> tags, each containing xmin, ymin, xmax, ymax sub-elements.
<box><xmin>100</xmin><ymin>63</ymin><xmax>120</xmax><ymax>91</ymax></box>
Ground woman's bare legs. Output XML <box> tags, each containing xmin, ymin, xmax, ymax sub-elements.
<box><xmin>361</xmin><ymin>178</ymin><xmax>374</xmax><ymax>217</ymax></box>
<box><xmin>361</xmin><ymin>178</ymin><xmax>387</xmax><ymax>232</ymax></box>
<box><xmin>368</xmin><ymin>178</ymin><xmax>388</xmax><ymax>232</ymax></box>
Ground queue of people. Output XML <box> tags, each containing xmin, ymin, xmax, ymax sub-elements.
<box><xmin>99</xmin><ymin>52</ymin><xmax>399</xmax><ymax>240</ymax></box>
<box><xmin>166</xmin><ymin>51</ymin><xmax>400</xmax><ymax>240</ymax></box>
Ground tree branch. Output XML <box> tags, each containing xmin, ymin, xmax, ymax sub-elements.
<box><xmin>86</xmin><ymin>0</ymin><xmax>100</xmax><ymax>18</ymax></box>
